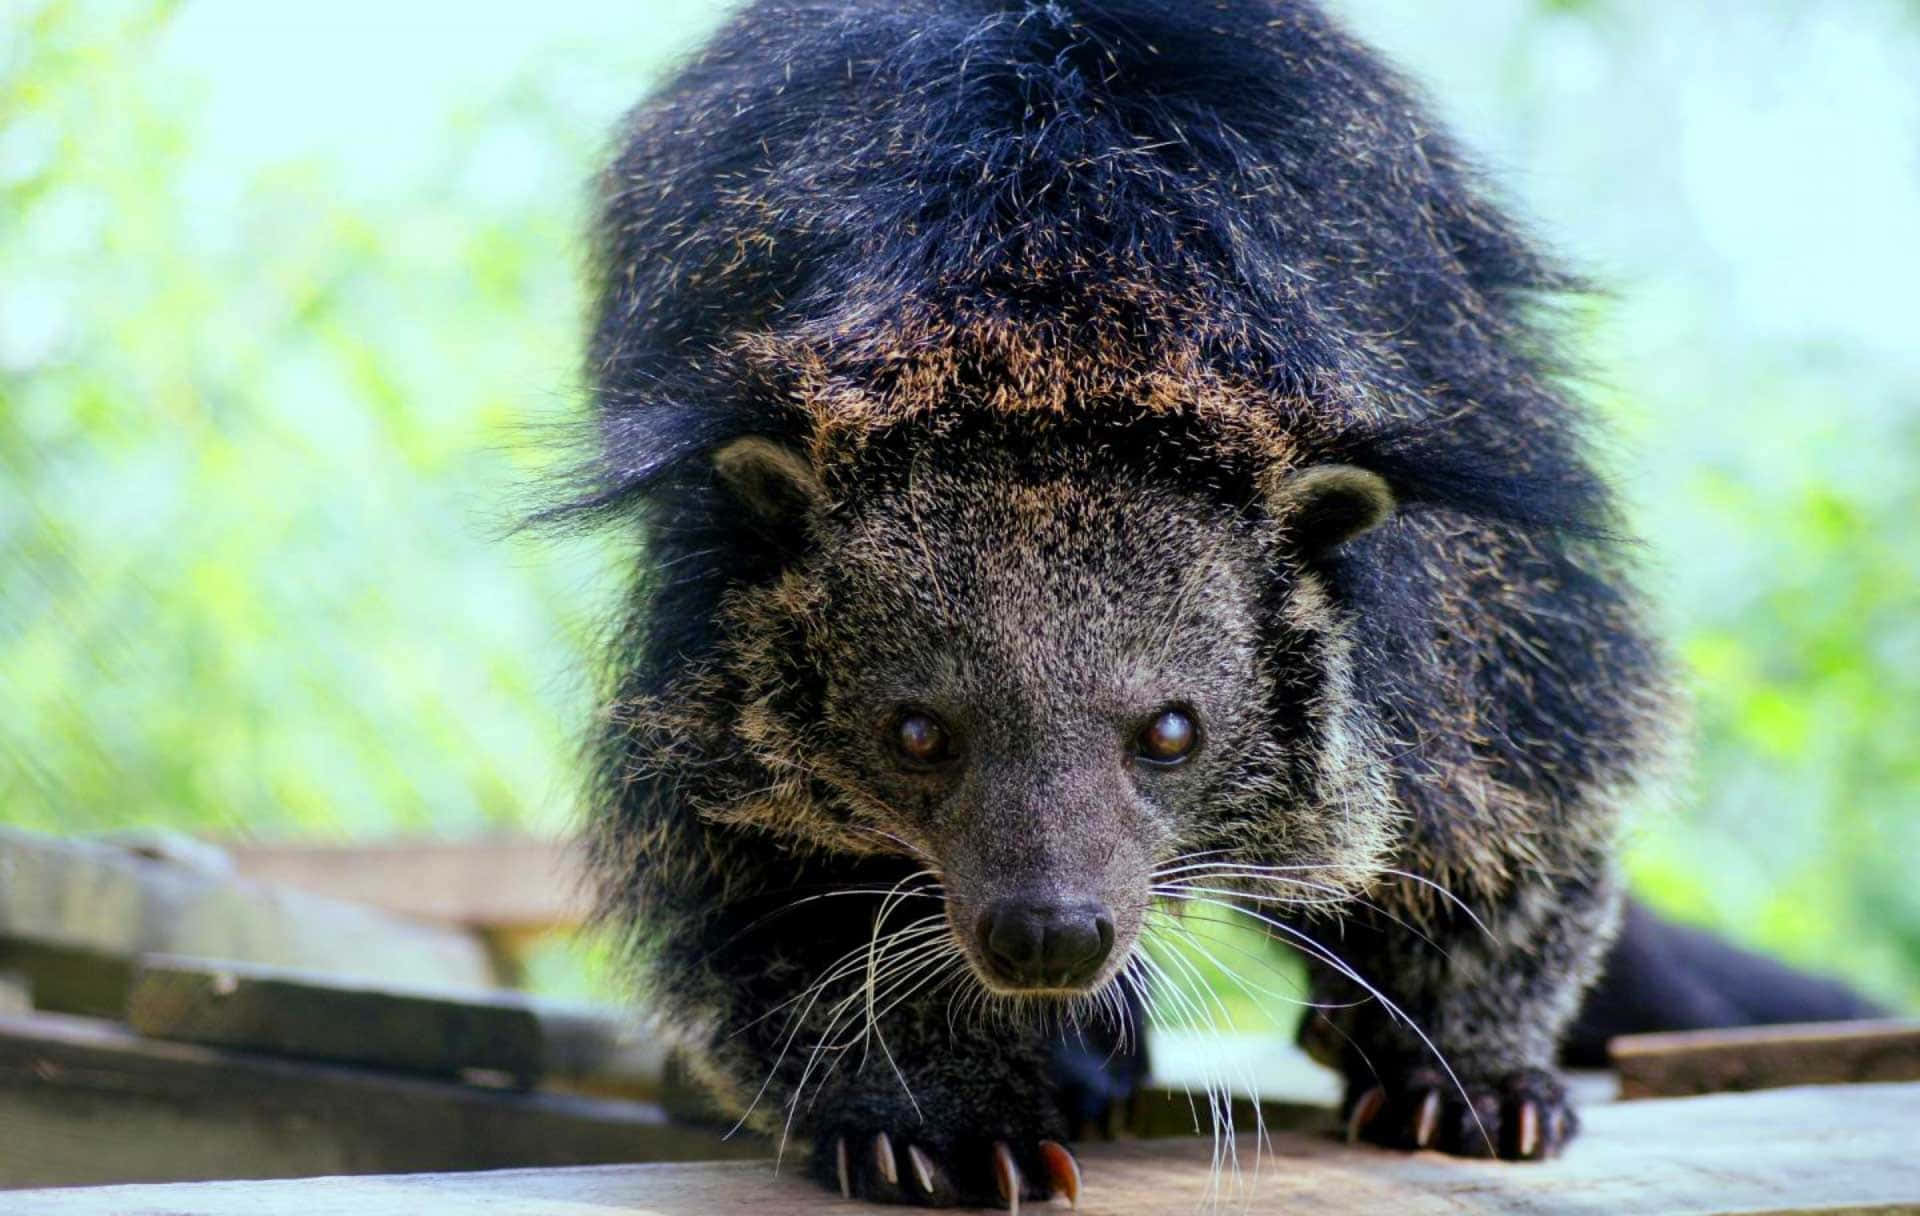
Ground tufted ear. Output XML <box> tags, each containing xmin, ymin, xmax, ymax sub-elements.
<box><xmin>712</xmin><ymin>436</ymin><xmax>824</xmax><ymax>523</ymax></box>
<box><xmin>1266</xmin><ymin>463</ymin><xmax>1396</xmax><ymax>551</ymax></box>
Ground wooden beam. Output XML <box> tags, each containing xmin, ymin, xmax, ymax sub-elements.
<box><xmin>0</xmin><ymin>1010</ymin><xmax>759</xmax><ymax>1190</ymax></box>
<box><xmin>7</xmin><ymin>1082</ymin><xmax>1917</xmax><ymax>1214</ymax></box>
<box><xmin>1612</xmin><ymin>1018</ymin><xmax>1920</xmax><ymax>1099</ymax></box>
<box><xmin>221</xmin><ymin>838</ymin><xmax>590</xmax><ymax>932</ymax></box>
<box><xmin>123</xmin><ymin>955</ymin><xmax>669</xmax><ymax>1094</ymax></box>
<box><xmin>125</xmin><ymin>955</ymin><xmax>546</xmax><ymax>1082</ymax></box>
<box><xmin>0</xmin><ymin>828</ymin><xmax>502</xmax><ymax>1012</ymax></box>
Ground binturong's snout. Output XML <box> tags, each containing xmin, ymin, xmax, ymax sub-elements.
<box><xmin>973</xmin><ymin>899</ymin><xmax>1115</xmax><ymax>991</ymax></box>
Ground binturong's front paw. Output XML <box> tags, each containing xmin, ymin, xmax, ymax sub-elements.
<box><xmin>808</xmin><ymin>1105</ymin><xmax>1082</xmax><ymax>1209</ymax></box>
<box><xmin>1342</xmin><ymin>1065</ymin><xmax>1576</xmax><ymax>1161</ymax></box>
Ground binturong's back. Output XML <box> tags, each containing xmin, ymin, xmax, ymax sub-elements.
<box><xmin>557</xmin><ymin>0</ymin><xmax>1698</xmax><ymax>1206</ymax></box>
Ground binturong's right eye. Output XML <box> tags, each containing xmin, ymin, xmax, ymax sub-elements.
<box><xmin>1134</xmin><ymin>706</ymin><xmax>1198</xmax><ymax>766</ymax></box>
<box><xmin>892</xmin><ymin>710</ymin><xmax>953</xmax><ymax>768</ymax></box>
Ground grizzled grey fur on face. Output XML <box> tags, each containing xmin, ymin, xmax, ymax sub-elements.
<box><xmin>715</xmin><ymin>432</ymin><xmax>1402</xmax><ymax>998</ymax></box>
<box><xmin>556</xmin><ymin>0</ymin><xmax>1678</xmax><ymax>1206</ymax></box>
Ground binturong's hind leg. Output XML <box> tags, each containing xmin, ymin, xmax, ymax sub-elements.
<box><xmin>1295</xmin><ymin>870</ymin><xmax>1621</xmax><ymax>1160</ymax></box>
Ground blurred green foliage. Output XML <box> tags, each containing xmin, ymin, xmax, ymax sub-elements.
<box><xmin>3</xmin><ymin>0</ymin><xmax>1915</xmax><ymax>1009</ymax></box>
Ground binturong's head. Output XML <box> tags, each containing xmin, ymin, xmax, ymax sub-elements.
<box><xmin>702</xmin><ymin>416</ymin><xmax>1403</xmax><ymax>998</ymax></box>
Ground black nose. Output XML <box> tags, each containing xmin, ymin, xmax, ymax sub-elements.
<box><xmin>977</xmin><ymin>900</ymin><xmax>1115</xmax><ymax>989</ymax></box>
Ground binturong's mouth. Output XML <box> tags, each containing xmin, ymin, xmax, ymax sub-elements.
<box><xmin>952</xmin><ymin>896</ymin><xmax>1122</xmax><ymax>996</ymax></box>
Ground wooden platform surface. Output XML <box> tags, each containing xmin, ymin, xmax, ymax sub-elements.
<box><xmin>10</xmin><ymin>1082</ymin><xmax>1918</xmax><ymax>1215</ymax></box>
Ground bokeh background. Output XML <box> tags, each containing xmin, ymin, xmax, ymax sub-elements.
<box><xmin>5</xmin><ymin>0</ymin><xmax>1917</xmax><ymax>1010</ymax></box>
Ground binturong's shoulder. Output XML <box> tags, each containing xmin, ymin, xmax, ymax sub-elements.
<box><xmin>574</xmin><ymin>0</ymin><xmax>1607</xmax><ymax>545</ymax></box>
<box><xmin>592</xmin><ymin>0</ymin><xmax>1560</xmax><ymax>352</ymax></box>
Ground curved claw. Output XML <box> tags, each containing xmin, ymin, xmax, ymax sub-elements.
<box><xmin>1513</xmin><ymin>1099</ymin><xmax>1541</xmax><ymax>1159</ymax></box>
<box><xmin>991</xmin><ymin>1141</ymin><xmax>1022</xmax><ymax>1213</ymax></box>
<box><xmin>834</xmin><ymin>1136</ymin><xmax>850</xmax><ymax>1199</ymax></box>
<box><xmin>1346</xmin><ymin>1085</ymin><xmax>1386</xmax><ymax>1144</ymax></box>
<box><xmin>907</xmin><ymin>1144</ymin><xmax>938</xmax><ymax>1196</ymax></box>
<box><xmin>1411</xmin><ymin>1088</ymin><xmax>1442</xmax><ymax>1149</ymax></box>
<box><xmin>872</xmin><ymin>1131</ymin><xmax>897</xmax><ymax>1186</ymax></box>
<box><xmin>1038</xmin><ymin>1140</ymin><xmax>1081</xmax><ymax>1210</ymax></box>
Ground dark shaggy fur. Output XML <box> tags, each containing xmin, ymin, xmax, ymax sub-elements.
<box><xmin>555</xmin><ymin>0</ymin><xmax>1730</xmax><ymax>1205</ymax></box>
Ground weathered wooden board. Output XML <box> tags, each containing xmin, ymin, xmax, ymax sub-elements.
<box><xmin>124</xmin><ymin>954</ymin><xmax>671</xmax><ymax>1094</ymax></box>
<box><xmin>0</xmin><ymin>1006</ymin><xmax>1331</xmax><ymax>1189</ymax></box>
<box><xmin>0</xmin><ymin>1010</ymin><xmax>760</xmax><ymax>1190</ymax></box>
<box><xmin>0</xmin><ymin>828</ymin><xmax>501</xmax><ymax>1015</ymax></box>
<box><xmin>8</xmin><ymin>1083</ymin><xmax>1918</xmax><ymax>1214</ymax></box>
<box><xmin>1613</xmin><ymin>1018</ymin><xmax>1920</xmax><ymax>1098</ymax></box>
<box><xmin>126</xmin><ymin>954</ymin><xmax>546</xmax><ymax>1081</ymax></box>
<box><xmin>222</xmin><ymin>838</ymin><xmax>589</xmax><ymax>932</ymax></box>
<box><xmin>524</xmin><ymin>1001</ymin><xmax>671</xmax><ymax>1098</ymax></box>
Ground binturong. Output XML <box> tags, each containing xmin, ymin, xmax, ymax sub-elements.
<box><xmin>548</xmin><ymin>0</ymin><xmax>1876</xmax><ymax>1208</ymax></box>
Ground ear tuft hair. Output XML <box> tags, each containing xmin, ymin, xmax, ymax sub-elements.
<box><xmin>1267</xmin><ymin>464</ymin><xmax>1396</xmax><ymax>551</ymax></box>
<box><xmin>713</xmin><ymin>436</ymin><xmax>824</xmax><ymax>523</ymax></box>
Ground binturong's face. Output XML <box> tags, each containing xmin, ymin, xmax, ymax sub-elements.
<box><xmin>711</xmin><ymin>430</ymin><xmax>1402</xmax><ymax>998</ymax></box>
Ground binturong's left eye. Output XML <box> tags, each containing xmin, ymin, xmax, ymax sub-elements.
<box><xmin>893</xmin><ymin>710</ymin><xmax>953</xmax><ymax>768</ymax></box>
<box><xmin>1134</xmin><ymin>707</ymin><xmax>1198</xmax><ymax>766</ymax></box>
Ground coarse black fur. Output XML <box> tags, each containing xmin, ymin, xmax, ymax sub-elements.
<box><xmin>552</xmin><ymin>0</ymin><xmax>1875</xmax><ymax>1206</ymax></box>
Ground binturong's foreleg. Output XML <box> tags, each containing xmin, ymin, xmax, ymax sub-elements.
<box><xmin>1295</xmin><ymin>867</ymin><xmax>1621</xmax><ymax>1160</ymax></box>
<box><xmin>632</xmin><ymin>833</ymin><xmax>1092</xmax><ymax>1207</ymax></box>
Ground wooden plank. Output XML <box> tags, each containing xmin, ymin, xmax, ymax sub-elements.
<box><xmin>0</xmin><ymin>1010</ymin><xmax>761</xmax><ymax>1189</ymax></box>
<box><xmin>0</xmin><ymin>828</ymin><xmax>502</xmax><ymax>1013</ymax></box>
<box><xmin>534</xmin><ymin>1003</ymin><xmax>670</xmax><ymax>1098</ymax></box>
<box><xmin>124</xmin><ymin>954</ymin><xmax>672</xmax><ymax>1094</ymax></box>
<box><xmin>6</xmin><ymin>1082</ymin><xmax>1917</xmax><ymax>1214</ymax></box>
<box><xmin>222</xmin><ymin>838</ymin><xmax>589</xmax><ymax>931</ymax></box>
<box><xmin>1613</xmin><ymin>1018</ymin><xmax>1920</xmax><ymax>1099</ymax></box>
<box><xmin>0</xmin><ymin>940</ymin><xmax>137</xmax><ymax>1020</ymax></box>
<box><xmin>125</xmin><ymin>955</ymin><xmax>545</xmax><ymax>1082</ymax></box>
